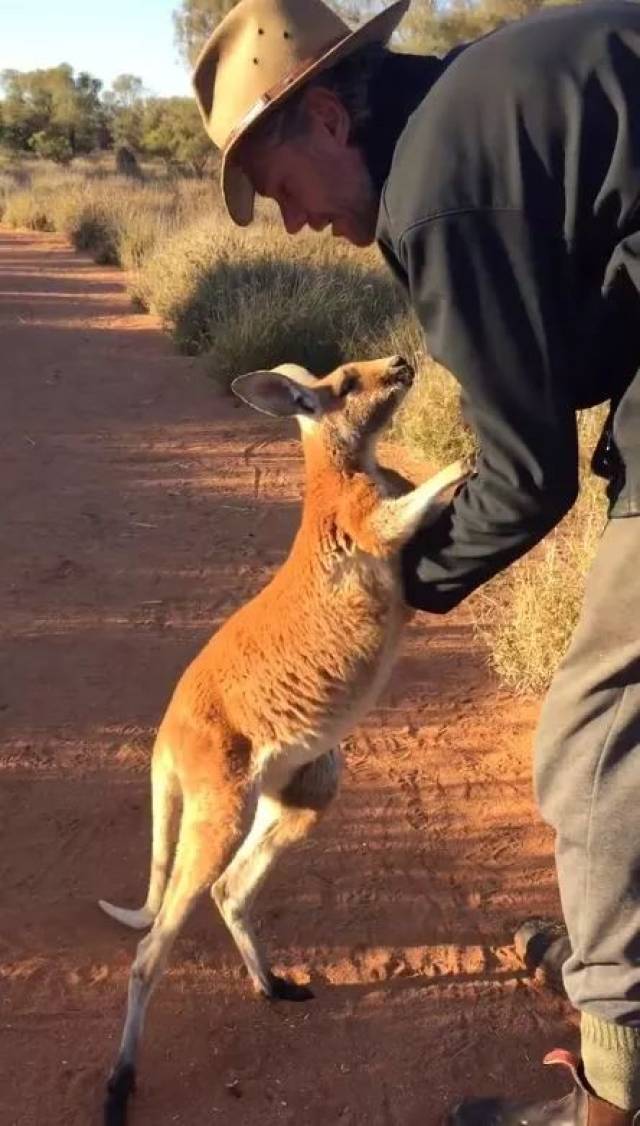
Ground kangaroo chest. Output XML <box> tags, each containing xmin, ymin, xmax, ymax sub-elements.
<box><xmin>244</xmin><ymin>548</ymin><xmax>407</xmax><ymax>787</ymax></box>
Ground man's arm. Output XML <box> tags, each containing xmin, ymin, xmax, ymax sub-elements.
<box><xmin>395</xmin><ymin>208</ymin><xmax>579</xmax><ymax>612</ymax></box>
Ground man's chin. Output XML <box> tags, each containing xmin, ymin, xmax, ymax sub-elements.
<box><xmin>330</xmin><ymin>220</ymin><xmax>376</xmax><ymax>247</ymax></box>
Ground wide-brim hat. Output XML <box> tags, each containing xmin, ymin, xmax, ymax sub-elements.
<box><xmin>192</xmin><ymin>0</ymin><xmax>409</xmax><ymax>226</ymax></box>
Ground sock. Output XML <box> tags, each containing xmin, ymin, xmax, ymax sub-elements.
<box><xmin>582</xmin><ymin>1012</ymin><xmax>640</xmax><ymax>1110</ymax></box>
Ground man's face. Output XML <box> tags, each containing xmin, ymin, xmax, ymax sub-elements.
<box><xmin>239</xmin><ymin>87</ymin><xmax>380</xmax><ymax>247</ymax></box>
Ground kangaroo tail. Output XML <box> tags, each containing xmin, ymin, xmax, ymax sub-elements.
<box><xmin>99</xmin><ymin>741</ymin><xmax>180</xmax><ymax>930</ymax></box>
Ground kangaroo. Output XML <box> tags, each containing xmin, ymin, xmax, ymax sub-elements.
<box><xmin>100</xmin><ymin>354</ymin><xmax>469</xmax><ymax>1125</ymax></box>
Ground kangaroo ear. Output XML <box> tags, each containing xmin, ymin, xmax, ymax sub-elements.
<box><xmin>231</xmin><ymin>369</ymin><xmax>322</xmax><ymax>419</ymax></box>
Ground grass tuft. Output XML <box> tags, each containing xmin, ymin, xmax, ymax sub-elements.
<box><xmin>473</xmin><ymin>409</ymin><xmax>608</xmax><ymax>694</ymax></box>
<box><xmin>0</xmin><ymin>154</ymin><xmax>609</xmax><ymax>694</ymax></box>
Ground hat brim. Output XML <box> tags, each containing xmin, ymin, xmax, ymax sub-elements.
<box><xmin>221</xmin><ymin>0</ymin><xmax>410</xmax><ymax>226</ymax></box>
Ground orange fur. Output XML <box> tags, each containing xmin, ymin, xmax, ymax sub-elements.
<box><xmin>100</xmin><ymin>355</ymin><xmax>469</xmax><ymax>1125</ymax></box>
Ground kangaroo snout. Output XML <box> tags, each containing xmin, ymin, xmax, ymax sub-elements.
<box><xmin>384</xmin><ymin>355</ymin><xmax>414</xmax><ymax>387</ymax></box>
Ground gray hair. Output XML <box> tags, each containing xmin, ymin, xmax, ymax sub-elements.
<box><xmin>251</xmin><ymin>43</ymin><xmax>391</xmax><ymax>150</ymax></box>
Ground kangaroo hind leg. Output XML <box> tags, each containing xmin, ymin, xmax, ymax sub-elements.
<box><xmin>105</xmin><ymin>794</ymin><xmax>246</xmax><ymax>1126</ymax></box>
<box><xmin>213</xmin><ymin>749</ymin><xmax>339</xmax><ymax>1002</ymax></box>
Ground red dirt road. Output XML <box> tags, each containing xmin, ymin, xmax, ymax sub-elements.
<box><xmin>0</xmin><ymin>229</ymin><xmax>574</xmax><ymax>1125</ymax></box>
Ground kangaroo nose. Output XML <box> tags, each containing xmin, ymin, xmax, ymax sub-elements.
<box><xmin>386</xmin><ymin>356</ymin><xmax>414</xmax><ymax>386</ymax></box>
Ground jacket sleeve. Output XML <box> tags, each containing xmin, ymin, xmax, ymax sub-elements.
<box><xmin>397</xmin><ymin>208</ymin><xmax>579</xmax><ymax>612</ymax></box>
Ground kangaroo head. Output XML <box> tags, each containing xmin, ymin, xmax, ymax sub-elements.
<box><xmin>231</xmin><ymin>355</ymin><xmax>414</xmax><ymax>467</ymax></box>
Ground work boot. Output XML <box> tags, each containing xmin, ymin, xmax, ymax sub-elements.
<box><xmin>448</xmin><ymin>1050</ymin><xmax>638</xmax><ymax>1125</ymax></box>
<box><xmin>514</xmin><ymin>917</ymin><xmax>572</xmax><ymax>997</ymax></box>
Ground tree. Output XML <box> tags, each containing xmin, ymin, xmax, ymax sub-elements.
<box><xmin>29</xmin><ymin>130</ymin><xmax>73</xmax><ymax>163</ymax></box>
<box><xmin>397</xmin><ymin>0</ymin><xmax>579</xmax><ymax>53</ymax></box>
<box><xmin>64</xmin><ymin>70</ymin><xmax>104</xmax><ymax>152</ymax></box>
<box><xmin>1</xmin><ymin>67</ymin><xmax>57</xmax><ymax>150</ymax></box>
<box><xmin>169</xmin><ymin>0</ymin><xmax>580</xmax><ymax>71</ymax></box>
<box><xmin>104</xmin><ymin>73</ymin><xmax>147</xmax><ymax>150</ymax></box>
<box><xmin>171</xmin><ymin>0</ymin><xmax>401</xmax><ymax>66</ymax></box>
<box><xmin>173</xmin><ymin>0</ymin><xmax>238</xmax><ymax>67</ymax></box>
<box><xmin>110</xmin><ymin>74</ymin><xmax>145</xmax><ymax>108</ymax></box>
<box><xmin>141</xmin><ymin>97</ymin><xmax>213</xmax><ymax>175</ymax></box>
<box><xmin>0</xmin><ymin>65</ymin><xmax>104</xmax><ymax>154</ymax></box>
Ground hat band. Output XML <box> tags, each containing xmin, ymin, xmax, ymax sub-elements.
<box><xmin>222</xmin><ymin>34</ymin><xmax>346</xmax><ymax>154</ymax></box>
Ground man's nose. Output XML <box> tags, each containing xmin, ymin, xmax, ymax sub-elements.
<box><xmin>280</xmin><ymin>200</ymin><xmax>307</xmax><ymax>235</ymax></box>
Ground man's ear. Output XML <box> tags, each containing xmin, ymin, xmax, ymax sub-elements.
<box><xmin>303</xmin><ymin>86</ymin><xmax>351</xmax><ymax>146</ymax></box>
<box><xmin>231</xmin><ymin>369</ymin><xmax>323</xmax><ymax>419</ymax></box>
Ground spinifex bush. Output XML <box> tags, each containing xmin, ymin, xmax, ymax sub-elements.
<box><xmin>131</xmin><ymin>213</ymin><xmax>413</xmax><ymax>376</ymax></box>
<box><xmin>1</xmin><ymin>160</ymin><xmax>215</xmax><ymax>268</ymax></box>
<box><xmin>474</xmin><ymin>409</ymin><xmax>608</xmax><ymax>694</ymax></box>
<box><xmin>0</xmin><ymin>154</ymin><xmax>610</xmax><ymax>697</ymax></box>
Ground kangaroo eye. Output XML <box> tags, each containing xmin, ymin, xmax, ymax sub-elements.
<box><xmin>339</xmin><ymin>374</ymin><xmax>359</xmax><ymax>398</ymax></box>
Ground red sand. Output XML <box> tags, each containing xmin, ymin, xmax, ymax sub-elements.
<box><xmin>0</xmin><ymin>229</ymin><xmax>575</xmax><ymax>1125</ymax></box>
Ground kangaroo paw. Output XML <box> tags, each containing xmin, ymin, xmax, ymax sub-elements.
<box><xmin>104</xmin><ymin>1062</ymin><xmax>136</xmax><ymax>1126</ymax></box>
<box><xmin>262</xmin><ymin>972</ymin><xmax>314</xmax><ymax>1003</ymax></box>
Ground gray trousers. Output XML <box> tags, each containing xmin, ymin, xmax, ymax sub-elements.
<box><xmin>535</xmin><ymin>517</ymin><xmax>640</xmax><ymax>1025</ymax></box>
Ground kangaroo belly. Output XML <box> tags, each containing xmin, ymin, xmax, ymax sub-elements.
<box><xmin>251</xmin><ymin>593</ymin><xmax>406</xmax><ymax>790</ymax></box>
<box><xmin>179</xmin><ymin>548</ymin><xmax>407</xmax><ymax>789</ymax></box>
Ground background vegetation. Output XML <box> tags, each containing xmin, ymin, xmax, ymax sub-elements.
<box><xmin>173</xmin><ymin>0</ymin><xmax>577</xmax><ymax>66</ymax></box>
<box><xmin>0</xmin><ymin>66</ymin><xmax>212</xmax><ymax>176</ymax></box>
<box><xmin>1</xmin><ymin>0</ymin><xmax>603</xmax><ymax>695</ymax></box>
<box><xmin>1</xmin><ymin>0</ymin><xmax>580</xmax><ymax>168</ymax></box>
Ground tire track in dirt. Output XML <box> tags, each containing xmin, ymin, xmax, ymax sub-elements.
<box><xmin>0</xmin><ymin>229</ymin><xmax>575</xmax><ymax>1125</ymax></box>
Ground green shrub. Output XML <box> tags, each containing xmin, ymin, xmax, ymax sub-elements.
<box><xmin>29</xmin><ymin>131</ymin><xmax>73</xmax><ymax>165</ymax></box>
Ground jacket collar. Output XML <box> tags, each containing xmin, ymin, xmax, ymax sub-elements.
<box><xmin>356</xmin><ymin>50</ymin><xmax>453</xmax><ymax>193</ymax></box>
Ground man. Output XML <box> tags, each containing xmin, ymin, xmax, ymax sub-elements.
<box><xmin>192</xmin><ymin>0</ymin><xmax>640</xmax><ymax>1121</ymax></box>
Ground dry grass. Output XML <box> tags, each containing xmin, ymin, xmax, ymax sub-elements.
<box><xmin>131</xmin><ymin>212</ymin><xmax>416</xmax><ymax>376</ymax></box>
<box><xmin>130</xmin><ymin>207</ymin><xmax>474</xmax><ymax>465</ymax></box>
<box><xmin>392</xmin><ymin>359</ymin><xmax>477</xmax><ymax>466</ymax></box>
<box><xmin>2</xmin><ymin>188</ymin><xmax>55</xmax><ymax>231</ymax></box>
<box><xmin>473</xmin><ymin>409</ymin><xmax>608</xmax><ymax>694</ymax></box>
<box><xmin>1</xmin><ymin>158</ymin><xmax>217</xmax><ymax>269</ymax></box>
<box><xmin>0</xmin><ymin>155</ymin><xmax>609</xmax><ymax>694</ymax></box>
